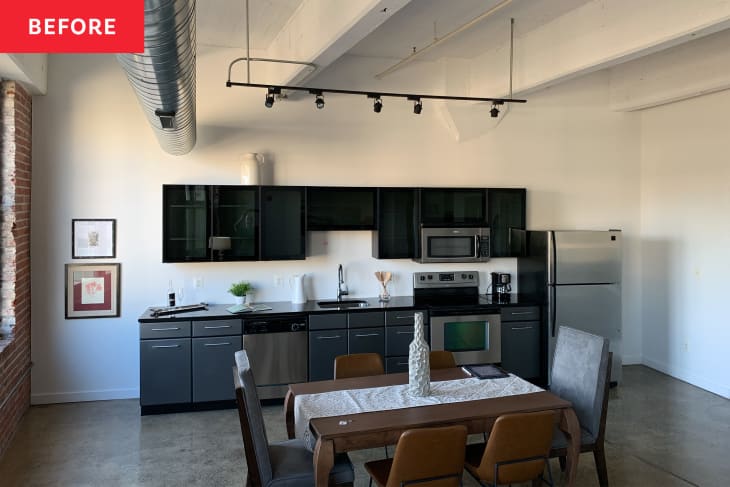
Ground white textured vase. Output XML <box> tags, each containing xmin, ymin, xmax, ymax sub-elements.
<box><xmin>408</xmin><ymin>312</ymin><xmax>430</xmax><ymax>396</ymax></box>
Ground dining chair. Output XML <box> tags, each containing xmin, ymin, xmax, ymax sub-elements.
<box><xmin>233</xmin><ymin>350</ymin><xmax>355</xmax><ymax>486</ymax></box>
<box><xmin>334</xmin><ymin>352</ymin><xmax>385</xmax><ymax>379</ymax></box>
<box><xmin>464</xmin><ymin>410</ymin><xmax>555</xmax><ymax>487</ymax></box>
<box><xmin>364</xmin><ymin>425</ymin><xmax>468</xmax><ymax>487</ymax></box>
<box><xmin>548</xmin><ymin>326</ymin><xmax>612</xmax><ymax>487</ymax></box>
<box><xmin>429</xmin><ymin>350</ymin><xmax>457</xmax><ymax>370</ymax></box>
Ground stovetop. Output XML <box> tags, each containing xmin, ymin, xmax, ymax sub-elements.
<box><xmin>413</xmin><ymin>270</ymin><xmax>499</xmax><ymax>314</ymax></box>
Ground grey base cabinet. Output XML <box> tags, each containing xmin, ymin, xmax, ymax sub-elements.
<box><xmin>192</xmin><ymin>336</ymin><xmax>242</xmax><ymax>402</ymax></box>
<box><xmin>140</xmin><ymin>338</ymin><xmax>191</xmax><ymax>406</ymax></box>
<box><xmin>500</xmin><ymin>307</ymin><xmax>540</xmax><ymax>380</ymax></box>
<box><xmin>309</xmin><ymin>329</ymin><xmax>348</xmax><ymax>381</ymax></box>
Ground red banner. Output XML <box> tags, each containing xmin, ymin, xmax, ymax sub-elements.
<box><xmin>0</xmin><ymin>1</ymin><xmax>144</xmax><ymax>53</ymax></box>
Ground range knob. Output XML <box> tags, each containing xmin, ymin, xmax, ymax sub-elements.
<box><xmin>469</xmin><ymin>274</ymin><xmax>474</xmax><ymax>280</ymax></box>
<box><xmin>420</xmin><ymin>275</ymin><xmax>426</xmax><ymax>281</ymax></box>
<box><xmin>461</xmin><ymin>273</ymin><xmax>467</xmax><ymax>279</ymax></box>
<box><xmin>427</xmin><ymin>275</ymin><xmax>433</xmax><ymax>280</ymax></box>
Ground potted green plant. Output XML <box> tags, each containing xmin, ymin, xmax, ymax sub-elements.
<box><xmin>229</xmin><ymin>281</ymin><xmax>254</xmax><ymax>305</ymax></box>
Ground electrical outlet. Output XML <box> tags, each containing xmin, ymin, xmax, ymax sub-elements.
<box><xmin>193</xmin><ymin>277</ymin><xmax>204</xmax><ymax>289</ymax></box>
<box><xmin>274</xmin><ymin>275</ymin><xmax>283</xmax><ymax>287</ymax></box>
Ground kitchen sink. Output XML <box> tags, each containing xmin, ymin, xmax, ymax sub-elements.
<box><xmin>317</xmin><ymin>299</ymin><xmax>369</xmax><ymax>308</ymax></box>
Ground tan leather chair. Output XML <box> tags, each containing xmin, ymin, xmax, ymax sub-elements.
<box><xmin>429</xmin><ymin>350</ymin><xmax>457</xmax><ymax>370</ymax></box>
<box><xmin>364</xmin><ymin>425</ymin><xmax>468</xmax><ymax>487</ymax></box>
<box><xmin>464</xmin><ymin>410</ymin><xmax>555</xmax><ymax>487</ymax></box>
<box><xmin>334</xmin><ymin>353</ymin><xmax>385</xmax><ymax>379</ymax></box>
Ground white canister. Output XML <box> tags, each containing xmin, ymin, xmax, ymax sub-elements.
<box><xmin>240</xmin><ymin>153</ymin><xmax>264</xmax><ymax>185</ymax></box>
<box><xmin>290</xmin><ymin>274</ymin><xmax>306</xmax><ymax>304</ymax></box>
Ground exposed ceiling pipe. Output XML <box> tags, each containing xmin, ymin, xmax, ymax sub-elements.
<box><xmin>375</xmin><ymin>0</ymin><xmax>514</xmax><ymax>79</ymax></box>
<box><xmin>117</xmin><ymin>0</ymin><xmax>196</xmax><ymax>156</ymax></box>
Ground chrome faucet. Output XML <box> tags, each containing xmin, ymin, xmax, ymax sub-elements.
<box><xmin>337</xmin><ymin>264</ymin><xmax>349</xmax><ymax>301</ymax></box>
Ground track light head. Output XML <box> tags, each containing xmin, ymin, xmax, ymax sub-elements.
<box><xmin>373</xmin><ymin>97</ymin><xmax>383</xmax><ymax>113</ymax></box>
<box><xmin>413</xmin><ymin>99</ymin><xmax>422</xmax><ymax>115</ymax></box>
<box><xmin>264</xmin><ymin>87</ymin><xmax>279</xmax><ymax>108</ymax></box>
<box><xmin>490</xmin><ymin>103</ymin><xmax>500</xmax><ymax>118</ymax></box>
<box><xmin>315</xmin><ymin>94</ymin><xmax>325</xmax><ymax>109</ymax></box>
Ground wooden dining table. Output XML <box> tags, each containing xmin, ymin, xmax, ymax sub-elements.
<box><xmin>284</xmin><ymin>368</ymin><xmax>581</xmax><ymax>487</ymax></box>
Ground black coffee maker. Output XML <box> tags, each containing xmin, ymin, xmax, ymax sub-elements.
<box><xmin>490</xmin><ymin>272</ymin><xmax>512</xmax><ymax>301</ymax></box>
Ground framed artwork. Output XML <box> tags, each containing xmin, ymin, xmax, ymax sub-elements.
<box><xmin>72</xmin><ymin>219</ymin><xmax>116</xmax><ymax>259</ymax></box>
<box><xmin>65</xmin><ymin>263</ymin><xmax>121</xmax><ymax>319</ymax></box>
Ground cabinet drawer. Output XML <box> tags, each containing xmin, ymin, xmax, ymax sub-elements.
<box><xmin>386</xmin><ymin>325</ymin><xmax>429</xmax><ymax>357</ymax></box>
<box><xmin>501</xmin><ymin>306</ymin><xmax>539</xmax><ymax>322</ymax></box>
<box><xmin>348</xmin><ymin>311</ymin><xmax>385</xmax><ymax>328</ymax></box>
<box><xmin>348</xmin><ymin>327</ymin><xmax>385</xmax><ymax>356</ymax></box>
<box><xmin>140</xmin><ymin>321</ymin><xmax>191</xmax><ymax>339</ymax></box>
<box><xmin>385</xmin><ymin>309</ymin><xmax>428</xmax><ymax>326</ymax></box>
<box><xmin>309</xmin><ymin>313</ymin><xmax>347</xmax><ymax>330</ymax></box>
<box><xmin>192</xmin><ymin>319</ymin><xmax>242</xmax><ymax>337</ymax></box>
<box><xmin>386</xmin><ymin>356</ymin><xmax>409</xmax><ymax>374</ymax></box>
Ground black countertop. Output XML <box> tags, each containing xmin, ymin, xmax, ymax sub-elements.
<box><xmin>138</xmin><ymin>294</ymin><xmax>540</xmax><ymax>323</ymax></box>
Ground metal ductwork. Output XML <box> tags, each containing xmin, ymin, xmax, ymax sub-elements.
<box><xmin>118</xmin><ymin>0</ymin><xmax>196</xmax><ymax>155</ymax></box>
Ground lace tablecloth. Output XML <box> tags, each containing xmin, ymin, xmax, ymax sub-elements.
<box><xmin>294</xmin><ymin>374</ymin><xmax>543</xmax><ymax>450</ymax></box>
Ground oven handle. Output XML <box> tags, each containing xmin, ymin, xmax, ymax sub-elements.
<box><xmin>428</xmin><ymin>308</ymin><xmax>500</xmax><ymax>318</ymax></box>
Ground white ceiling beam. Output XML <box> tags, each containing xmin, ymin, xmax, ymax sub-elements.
<box><xmin>0</xmin><ymin>54</ymin><xmax>47</xmax><ymax>95</ymax></box>
<box><xmin>468</xmin><ymin>0</ymin><xmax>730</xmax><ymax>98</ymax></box>
<box><xmin>260</xmin><ymin>0</ymin><xmax>412</xmax><ymax>85</ymax></box>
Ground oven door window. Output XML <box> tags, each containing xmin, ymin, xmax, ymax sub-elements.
<box><xmin>443</xmin><ymin>320</ymin><xmax>489</xmax><ymax>352</ymax></box>
<box><xmin>427</xmin><ymin>236</ymin><xmax>476</xmax><ymax>258</ymax></box>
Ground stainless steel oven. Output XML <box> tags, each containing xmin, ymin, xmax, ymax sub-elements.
<box><xmin>418</xmin><ymin>227</ymin><xmax>490</xmax><ymax>263</ymax></box>
<box><xmin>413</xmin><ymin>271</ymin><xmax>501</xmax><ymax>365</ymax></box>
<box><xmin>430</xmin><ymin>312</ymin><xmax>501</xmax><ymax>365</ymax></box>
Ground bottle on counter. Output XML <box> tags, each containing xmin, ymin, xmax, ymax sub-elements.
<box><xmin>167</xmin><ymin>280</ymin><xmax>176</xmax><ymax>307</ymax></box>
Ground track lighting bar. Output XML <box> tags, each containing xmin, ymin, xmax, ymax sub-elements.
<box><xmin>226</xmin><ymin>81</ymin><xmax>527</xmax><ymax>106</ymax></box>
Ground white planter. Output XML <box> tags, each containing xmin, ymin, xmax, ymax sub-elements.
<box><xmin>234</xmin><ymin>295</ymin><xmax>245</xmax><ymax>306</ymax></box>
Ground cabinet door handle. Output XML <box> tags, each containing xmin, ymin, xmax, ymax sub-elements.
<box><xmin>396</xmin><ymin>331</ymin><xmax>414</xmax><ymax>335</ymax></box>
<box><xmin>511</xmin><ymin>325</ymin><xmax>533</xmax><ymax>330</ymax></box>
<box><xmin>396</xmin><ymin>361</ymin><xmax>408</xmax><ymax>366</ymax></box>
<box><xmin>393</xmin><ymin>314</ymin><xmax>412</xmax><ymax>320</ymax></box>
<box><xmin>510</xmin><ymin>311</ymin><xmax>534</xmax><ymax>315</ymax></box>
<box><xmin>355</xmin><ymin>333</ymin><xmax>379</xmax><ymax>337</ymax></box>
<box><xmin>316</xmin><ymin>335</ymin><xmax>342</xmax><ymax>340</ymax></box>
<box><xmin>204</xmin><ymin>342</ymin><xmax>231</xmax><ymax>347</ymax></box>
<box><xmin>151</xmin><ymin>327</ymin><xmax>180</xmax><ymax>331</ymax></box>
<box><xmin>152</xmin><ymin>344</ymin><xmax>181</xmax><ymax>349</ymax></box>
<box><xmin>204</xmin><ymin>325</ymin><xmax>232</xmax><ymax>329</ymax></box>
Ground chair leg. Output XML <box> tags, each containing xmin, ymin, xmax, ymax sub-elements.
<box><xmin>558</xmin><ymin>455</ymin><xmax>566</xmax><ymax>472</ymax></box>
<box><xmin>593</xmin><ymin>445</ymin><xmax>609</xmax><ymax>487</ymax></box>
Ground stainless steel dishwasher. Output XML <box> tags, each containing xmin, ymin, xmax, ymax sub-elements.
<box><xmin>242</xmin><ymin>315</ymin><xmax>308</xmax><ymax>399</ymax></box>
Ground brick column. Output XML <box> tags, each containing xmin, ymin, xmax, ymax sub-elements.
<box><xmin>0</xmin><ymin>80</ymin><xmax>32</xmax><ymax>458</ymax></box>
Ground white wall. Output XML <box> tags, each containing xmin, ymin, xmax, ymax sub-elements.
<box><xmin>30</xmin><ymin>48</ymin><xmax>642</xmax><ymax>403</ymax></box>
<box><xmin>640</xmin><ymin>89</ymin><xmax>730</xmax><ymax>398</ymax></box>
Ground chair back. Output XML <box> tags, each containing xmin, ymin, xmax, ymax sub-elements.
<box><xmin>387</xmin><ymin>425</ymin><xmax>467</xmax><ymax>487</ymax></box>
<box><xmin>550</xmin><ymin>326</ymin><xmax>610</xmax><ymax>439</ymax></box>
<box><xmin>234</xmin><ymin>350</ymin><xmax>272</xmax><ymax>486</ymax></box>
<box><xmin>477</xmin><ymin>411</ymin><xmax>555</xmax><ymax>484</ymax></box>
<box><xmin>429</xmin><ymin>350</ymin><xmax>457</xmax><ymax>370</ymax></box>
<box><xmin>334</xmin><ymin>353</ymin><xmax>384</xmax><ymax>379</ymax></box>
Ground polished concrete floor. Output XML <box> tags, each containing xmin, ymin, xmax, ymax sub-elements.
<box><xmin>0</xmin><ymin>365</ymin><xmax>728</xmax><ymax>486</ymax></box>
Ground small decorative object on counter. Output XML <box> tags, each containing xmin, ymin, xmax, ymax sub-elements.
<box><xmin>408</xmin><ymin>312</ymin><xmax>430</xmax><ymax>396</ymax></box>
<box><xmin>374</xmin><ymin>271</ymin><xmax>392</xmax><ymax>302</ymax></box>
<box><xmin>228</xmin><ymin>281</ymin><xmax>254</xmax><ymax>305</ymax></box>
<box><xmin>167</xmin><ymin>280</ymin><xmax>176</xmax><ymax>306</ymax></box>
<box><xmin>290</xmin><ymin>274</ymin><xmax>306</xmax><ymax>304</ymax></box>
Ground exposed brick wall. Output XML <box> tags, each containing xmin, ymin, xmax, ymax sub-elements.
<box><xmin>0</xmin><ymin>80</ymin><xmax>32</xmax><ymax>458</ymax></box>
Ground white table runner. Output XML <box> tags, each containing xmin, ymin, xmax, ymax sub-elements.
<box><xmin>294</xmin><ymin>374</ymin><xmax>543</xmax><ymax>450</ymax></box>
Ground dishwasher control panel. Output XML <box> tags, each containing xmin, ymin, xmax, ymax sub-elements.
<box><xmin>243</xmin><ymin>316</ymin><xmax>307</xmax><ymax>334</ymax></box>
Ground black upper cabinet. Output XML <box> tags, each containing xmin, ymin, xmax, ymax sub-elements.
<box><xmin>307</xmin><ymin>187</ymin><xmax>376</xmax><ymax>230</ymax></box>
<box><xmin>260</xmin><ymin>186</ymin><xmax>306</xmax><ymax>260</ymax></box>
<box><xmin>488</xmin><ymin>188</ymin><xmax>526</xmax><ymax>257</ymax></box>
<box><xmin>162</xmin><ymin>185</ymin><xmax>259</xmax><ymax>262</ymax></box>
<box><xmin>211</xmin><ymin>186</ymin><xmax>259</xmax><ymax>261</ymax></box>
<box><xmin>420</xmin><ymin>188</ymin><xmax>488</xmax><ymax>226</ymax></box>
<box><xmin>372</xmin><ymin>188</ymin><xmax>419</xmax><ymax>259</ymax></box>
<box><xmin>163</xmin><ymin>185</ymin><xmax>209</xmax><ymax>262</ymax></box>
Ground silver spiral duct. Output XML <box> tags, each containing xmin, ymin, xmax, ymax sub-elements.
<box><xmin>117</xmin><ymin>0</ymin><xmax>196</xmax><ymax>155</ymax></box>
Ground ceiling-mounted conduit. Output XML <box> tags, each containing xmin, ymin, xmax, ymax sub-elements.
<box><xmin>117</xmin><ymin>0</ymin><xmax>196</xmax><ymax>156</ymax></box>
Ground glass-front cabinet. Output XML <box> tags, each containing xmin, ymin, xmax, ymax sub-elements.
<box><xmin>162</xmin><ymin>185</ymin><xmax>259</xmax><ymax>262</ymax></box>
<box><xmin>420</xmin><ymin>188</ymin><xmax>488</xmax><ymax>226</ymax></box>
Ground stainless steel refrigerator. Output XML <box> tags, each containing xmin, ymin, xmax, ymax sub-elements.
<box><xmin>513</xmin><ymin>230</ymin><xmax>622</xmax><ymax>384</ymax></box>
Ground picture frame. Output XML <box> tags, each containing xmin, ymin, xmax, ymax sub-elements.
<box><xmin>65</xmin><ymin>263</ymin><xmax>121</xmax><ymax>319</ymax></box>
<box><xmin>72</xmin><ymin>219</ymin><xmax>116</xmax><ymax>259</ymax></box>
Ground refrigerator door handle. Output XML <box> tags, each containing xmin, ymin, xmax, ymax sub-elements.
<box><xmin>548</xmin><ymin>285</ymin><xmax>557</xmax><ymax>337</ymax></box>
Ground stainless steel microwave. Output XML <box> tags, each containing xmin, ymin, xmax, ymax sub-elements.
<box><xmin>417</xmin><ymin>227</ymin><xmax>490</xmax><ymax>263</ymax></box>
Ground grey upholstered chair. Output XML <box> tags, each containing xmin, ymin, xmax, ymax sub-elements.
<box><xmin>233</xmin><ymin>350</ymin><xmax>355</xmax><ymax>486</ymax></box>
<box><xmin>548</xmin><ymin>326</ymin><xmax>611</xmax><ymax>487</ymax></box>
